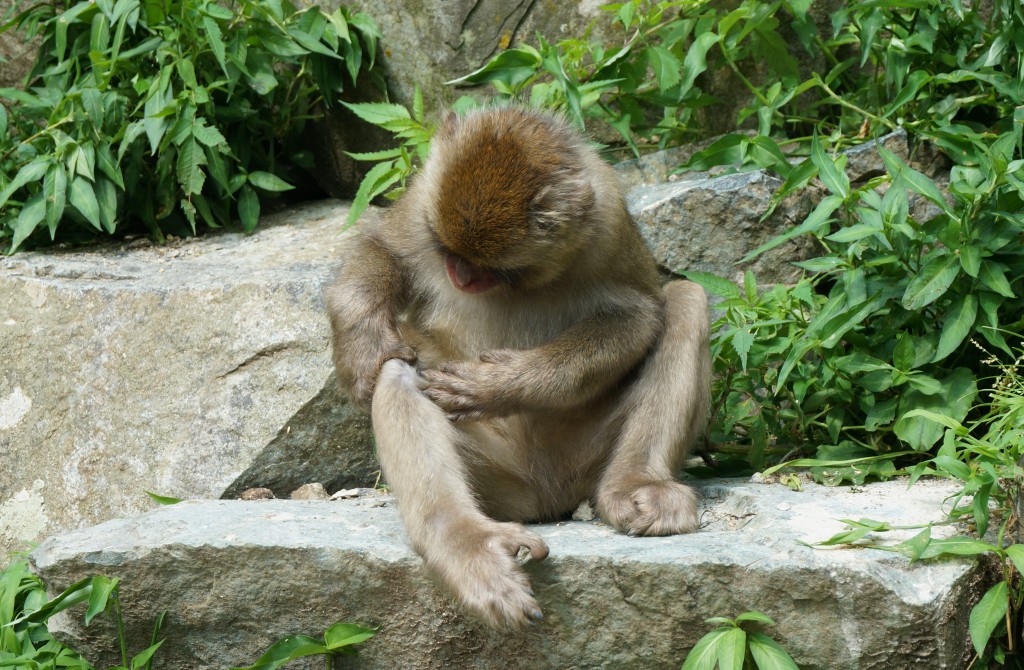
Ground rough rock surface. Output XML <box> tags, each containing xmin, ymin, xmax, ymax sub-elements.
<box><xmin>620</xmin><ymin>130</ymin><xmax>917</xmax><ymax>284</ymax></box>
<box><xmin>0</xmin><ymin>202</ymin><xmax>377</xmax><ymax>561</ymax></box>
<box><xmin>339</xmin><ymin>0</ymin><xmax>614</xmax><ymax>113</ymax></box>
<box><xmin>31</xmin><ymin>478</ymin><xmax>979</xmax><ymax>670</ymax></box>
<box><xmin>0</xmin><ymin>0</ymin><xmax>39</xmax><ymax>88</ymax></box>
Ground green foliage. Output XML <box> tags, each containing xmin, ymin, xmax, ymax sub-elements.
<box><xmin>698</xmin><ymin>122</ymin><xmax>1023</xmax><ymax>475</ymax></box>
<box><xmin>0</xmin><ymin>560</ymin><xmax>375</xmax><ymax>670</ymax></box>
<box><xmin>680</xmin><ymin>611</ymin><xmax>799</xmax><ymax>670</ymax></box>
<box><xmin>232</xmin><ymin>622</ymin><xmax>375</xmax><ymax>670</ymax></box>
<box><xmin>807</xmin><ymin>350</ymin><xmax>1024</xmax><ymax>665</ymax></box>
<box><xmin>341</xmin><ymin>87</ymin><xmax>438</xmax><ymax>226</ymax></box>
<box><xmin>0</xmin><ymin>0</ymin><xmax>381</xmax><ymax>251</ymax></box>
<box><xmin>0</xmin><ymin>561</ymin><xmax>163</xmax><ymax>669</ymax></box>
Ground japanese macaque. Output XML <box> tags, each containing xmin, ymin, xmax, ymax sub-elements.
<box><xmin>325</xmin><ymin>106</ymin><xmax>710</xmax><ymax>628</ymax></box>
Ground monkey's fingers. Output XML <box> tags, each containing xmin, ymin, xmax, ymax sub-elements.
<box><xmin>478</xmin><ymin>349</ymin><xmax>516</xmax><ymax>364</ymax></box>
<box><xmin>492</xmin><ymin>523</ymin><xmax>549</xmax><ymax>562</ymax></box>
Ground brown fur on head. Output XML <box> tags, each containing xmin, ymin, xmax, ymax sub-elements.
<box><xmin>427</xmin><ymin>107</ymin><xmax>596</xmax><ymax>274</ymax></box>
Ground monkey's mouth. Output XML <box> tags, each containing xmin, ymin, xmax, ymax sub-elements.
<box><xmin>445</xmin><ymin>252</ymin><xmax>500</xmax><ymax>294</ymax></box>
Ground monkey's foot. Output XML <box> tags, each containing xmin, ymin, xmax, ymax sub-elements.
<box><xmin>596</xmin><ymin>479</ymin><xmax>698</xmax><ymax>537</ymax></box>
<box><xmin>429</xmin><ymin>519</ymin><xmax>549</xmax><ymax>628</ymax></box>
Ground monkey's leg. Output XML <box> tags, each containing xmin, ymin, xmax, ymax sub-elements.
<box><xmin>595</xmin><ymin>280</ymin><xmax>711</xmax><ymax>536</ymax></box>
<box><xmin>372</xmin><ymin>359</ymin><xmax>549</xmax><ymax>627</ymax></box>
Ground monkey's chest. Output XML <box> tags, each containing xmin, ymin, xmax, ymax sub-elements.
<box><xmin>399</xmin><ymin>297</ymin><xmax>569</xmax><ymax>364</ymax></box>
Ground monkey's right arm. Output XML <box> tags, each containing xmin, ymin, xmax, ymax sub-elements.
<box><xmin>325</xmin><ymin>233</ymin><xmax>415</xmax><ymax>411</ymax></box>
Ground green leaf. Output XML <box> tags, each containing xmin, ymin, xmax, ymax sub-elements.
<box><xmin>1004</xmin><ymin>545</ymin><xmax>1024</xmax><ymax>577</ymax></box>
<box><xmin>144</xmin><ymin>490</ymin><xmax>182</xmax><ymax>505</ymax></box>
<box><xmin>810</xmin><ymin>132</ymin><xmax>849</xmax><ymax>198</ymax></box>
<box><xmin>647</xmin><ymin>45</ymin><xmax>682</xmax><ymax>91</ymax></box>
<box><xmin>231</xmin><ymin>635</ymin><xmax>328</xmax><ymax>670</ymax></box>
<box><xmin>682</xmin><ymin>271</ymin><xmax>741</xmax><ymax>299</ymax></box>
<box><xmin>717</xmin><ymin>627</ymin><xmax>746</xmax><ymax>670</ymax></box>
<box><xmin>0</xmin><ymin>158</ymin><xmax>49</xmax><ymax>211</ymax></box>
<box><xmin>877</xmin><ymin>144</ymin><xmax>954</xmax><ymax>219</ymax></box>
<box><xmin>747</xmin><ymin>632</ymin><xmax>800</xmax><ymax>670</ymax></box>
<box><xmin>969</xmin><ymin>581</ymin><xmax>1008</xmax><ymax>657</ymax></box>
<box><xmin>741</xmin><ymin>194</ymin><xmax>843</xmax><ymax>263</ymax></box>
<box><xmin>978</xmin><ymin>261</ymin><xmax>1015</xmax><ymax>298</ymax></box>
<box><xmin>677</xmin><ymin>134</ymin><xmax>746</xmax><ymax>172</ymax></box>
<box><xmin>681</xmin><ymin>627</ymin><xmax>730</xmax><ymax>670</ymax></box>
<box><xmin>344</xmin><ymin>148</ymin><xmax>404</xmax><ymax>161</ymax></box>
<box><xmin>96</xmin><ymin>177</ymin><xmax>118</xmax><ymax>233</ymax></box>
<box><xmin>247</xmin><ymin>171</ymin><xmax>294</xmax><ymax>192</ymax></box>
<box><xmin>238</xmin><ymin>185</ymin><xmax>260</xmax><ymax>232</ymax></box>
<box><xmin>12</xmin><ymin>192</ymin><xmax>46</xmax><ymax>252</ymax></box>
<box><xmin>97</xmin><ymin>142</ymin><xmax>125</xmax><ymax>190</ymax></box>
<box><xmin>43</xmin><ymin>163</ymin><xmax>68</xmax><ymax>235</ymax></box>
<box><xmin>341</xmin><ymin>101</ymin><xmax>411</xmax><ymax>126</ymax></box>
<box><xmin>69</xmin><ymin>177</ymin><xmax>102</xmax><ymax>230</ymax></box>
<box><xmin>447</xmin><ymin>47</ymin><xmax>541</xmax><ymax>87</ymax></box>
<box><xmin>131</xmin><ymin>641</ymin><xmax>165</xmax><ymax>670</ymax></box>
<box><xmin>323</xmin><ymin>623</ymin><xmax>375</xmax><ymax>649</ymax></box>
<box><xmin>203</xmin><ymin>16</ymin><xmax>229</xmax><ymax>77</ymax></box>
<box><xmin>932</xmin><ymin>294</ymin><xmax>977</xmax><ymax>362</ymax></box>
<box><xmin>679</xmin><ymin>32</ymin><xmax>720</xmax><ymax>99</ymax></box>
<box><xmin>918</xmin><ymin>536</ymin><xmax>996</xmax><ymax>559</ymax></box>
<box><xmin>288</xmin><ymin>27</ymin><xmax>341</xmax><ymax>59</ymax></box>
<box><xmin>85</xmin><ymin>576</ymin><xmax>118</xmax><ymax>625</ymax></box>
<box><xmin>176</xmin><ymin>138</ymin><xmax>207</xmax><ymax>196</ymax></box>
<box><xmin>959</xmin><ymin>245</ymin><xmax>981</xmax><ymax>277</ymax></box>
<box><xmin>897</xmin><ymin>525</ymin><xmax>932</xmax><ymax>563</ymax></box>
<box><xmin>902</xmin><ymin>253</ymin><xmax>959</xmax><ymax>310</ymax></box>
<box><xmin>347</xmin><ymin>160</ymin><xmax>402</xmax><ymax>227</ymax></box>
<box><xmin>735</xmin><ymin>611</ymin><xmax>775</xmax><ymax>626</ymax></box>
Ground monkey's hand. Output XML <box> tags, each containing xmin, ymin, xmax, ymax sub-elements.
<box><xmin>417</xmin><ymin>349</ymin><xmax>523</xmax><ymax>422</ymax></box>
<box><xmin>348</xmin><ymin>336</ymin><xmax>417</xmax><ymax>411</ymax></box>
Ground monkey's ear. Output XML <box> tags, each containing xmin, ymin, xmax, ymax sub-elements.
<box><xmin>437</xmin><ymin>111</ymin><xmax>459</xmax><ymax>138</ymax></box>
<box><xmin>532</xmin><ymin>175</ymin><xmax>594</xmax><ymax>231</ymax></box>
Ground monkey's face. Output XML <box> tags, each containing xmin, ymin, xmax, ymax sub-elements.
<box><xmin>426</xmin><ymin>108</ymin><xmax>595</xmax><ymax>295</ymax></box>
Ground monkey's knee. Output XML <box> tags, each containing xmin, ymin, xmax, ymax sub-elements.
<box><xmin>663</xmin><ymin>280</ymin><xmax>709</xmax><ymax>323</ymax></box>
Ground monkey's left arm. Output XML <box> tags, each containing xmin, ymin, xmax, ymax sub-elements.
<box><xmin>419</xmin><ymin>291</ymin><xmax>663</xmax><ymax>421</ymax></box>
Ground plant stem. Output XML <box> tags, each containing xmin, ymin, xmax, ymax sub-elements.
<box><xmin>812</xmin><ymin>74</ymin><xmax>898</xmax><ymax>131</ymax></box>
<box><xmin>113</xmin><ymin>590</ymin><xmax>129</xmax><ymax>668</ymax></box>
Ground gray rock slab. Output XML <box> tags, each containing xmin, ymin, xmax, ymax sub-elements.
<box><xmin>622</xmin><ymin>131</ymin><xmax>923</xmax><ymax>285</ymax></box>
<box><xmin>0</xmin><ymin>201</ymin><xmax>377</xmax><ymax>561</ymax></box>
<box><xmin>31</xmin><ymin>478</ymin><xmax>980</xmax><ymax>669</ymax></box>
<box><xmin>628</xmin><ymin>170</ymin><xmax>821</xmax><ymax>284</ymax></box>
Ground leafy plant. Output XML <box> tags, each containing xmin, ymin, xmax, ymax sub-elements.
<box><xmin>340</xmin><ymin>88</ymin><xmax>436</xmax><ymax>226</ymax></box>
<box><xmin>0</xmin><ymin>561</ymin><xmax>163</xmax><ymax>670</ymax></box>
<box><xmin>688</xmin><ymin>111</ymin><xmax>1023</xmax><ymax>476</ymax></box>
<box><xmin>806</xmin><ymin>345</ymin><xmax>1024</xmax><ymax>666</ymax></box>
<box><xmin>232</xmin><ymin>621</ymin><xmax>375</xmax><ymax>670</ymax></box>
<box><xmin>680</xmin><ymin>611</ymin><xmax>799</xmax><ymax>670</ymax></box>
<box><xmin>0</xmin><ymin>0</ymin><xmax>381</xmax><ymax>251</ymax></box>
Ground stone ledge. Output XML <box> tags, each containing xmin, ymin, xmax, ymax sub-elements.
<box><xmin>31</xmin><ymin>478</ymin><xmax>979</xmax><ymax>670</ymax></box>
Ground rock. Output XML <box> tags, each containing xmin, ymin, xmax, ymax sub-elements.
<box><xmin>290</xmin><ymin>483</ymin><xmax>331</xmax><ymax>501</ymax></box>
<box><xmin>239</xmin><ymin>488</ymin><xmax>275</xmax><ymax>501</ymax></box>
<box><xmin>571</xmin><ymin>500</ymin><xmax>595</xmax><ymax>522</ymax></box>
<box><xmin>0</xmin><ymin>0</ymin><xmax>40</xmax><ymax>89</ymax></box>
<box><xmin>628</xmin><ymin>170</ymin><xmax>821</xmax><ymax>284</ymax></box>
<box><xmin>0</xmin><ymin>201</ymin><xmax>377</xmax><ymax>562</ymax></box>
<box><xmin>32</xmin><ymin>478</ymin><xmax>980</xmax><ymax>670</ymax></box>
<box><xmin>338</xmin><ymin>1</ymin><xmax>615</xmax><ymax>114</ymax></box>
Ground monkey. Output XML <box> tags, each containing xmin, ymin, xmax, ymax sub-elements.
<box><xmin>325</xmin><ymin>106</ymin><xmax>711</xmax><ymax>628</ymax></box>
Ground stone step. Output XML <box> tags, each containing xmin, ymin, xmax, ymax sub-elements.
<box><xmin>31</xmin><ymin>478</ymin><xmax>978</xmax><ymax>670</ymax></box>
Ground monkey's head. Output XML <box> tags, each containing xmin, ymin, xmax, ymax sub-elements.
<box><xmin>422</xmin><ymin>107</ymin><xmax>598</xmax><ymax>294</ymax></box>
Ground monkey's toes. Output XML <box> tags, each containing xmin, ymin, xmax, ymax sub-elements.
<box><xmin>597</xmin><ymin>480</ymin><xmax>699</xmax><ymax>537</ymax></box>
<box><xmin>441</xmin><ymin>522</ymin><xmax>548</xmax><ymax>628</ymax></box>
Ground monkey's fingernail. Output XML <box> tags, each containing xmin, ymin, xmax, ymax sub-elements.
<box><xmin>530</xmin><ymin>609</ymin><xmax>543</xmax><ymax>621</ymax></box>
<box><xmin>627</xmin><ymin>528</ymin><xmax>639</xmax><ymax>537</ymax></box>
